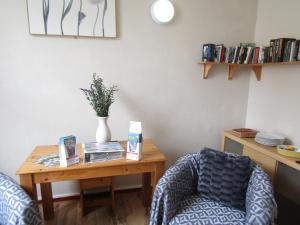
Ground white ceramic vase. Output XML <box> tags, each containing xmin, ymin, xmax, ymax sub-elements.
<box><xmin>96</xmin><ymin>116</ymin><xmax>111</xmax><ymax>143</ymax></box>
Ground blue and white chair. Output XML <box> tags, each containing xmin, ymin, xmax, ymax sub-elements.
<box><xmin>0</xmin><ymin>173</ymin><xmax>42</xmax><ymax>225</ymax></box>
<box><xmin>150</xmin><ymin>148</ymin><xmax>277</xmax><ymax>225</ymax></box>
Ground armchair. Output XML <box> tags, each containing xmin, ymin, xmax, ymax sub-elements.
<box><xmin>150</xmin><ymin>148</ymin><xmax>277</xmax><ymax>225</ymax></box>
<box><xmin>0</xmin><ymin>173</ymin><xmax>42</xmax><ymax>225</ymax></box>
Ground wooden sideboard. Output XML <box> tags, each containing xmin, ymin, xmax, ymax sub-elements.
<box><xmin>222</xmin><ymin>130</ymin><xmax>300</xmax><ymax>225</ymax></box>
<box><xmin>221</xmin><ymin>130</ymin><xmax>300</xmax><ymax>181</ymax></box>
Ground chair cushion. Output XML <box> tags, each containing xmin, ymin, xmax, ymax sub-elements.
<box><xmin>169</xmin><ymin>195</ymin><xmax>246</xmax><ymax>225</ymax></box>
<box><xmin>197</xmin><ymin>148</ymin><xmax>252</xmax><ymax>211</ymax></box>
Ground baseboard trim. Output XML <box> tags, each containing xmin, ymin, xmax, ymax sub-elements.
<box><xmin>38</xmin><ymin>185</ymin><xmax>143</xmax><ymax>203</ymax></box>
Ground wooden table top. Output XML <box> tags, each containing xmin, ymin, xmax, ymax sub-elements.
<box><xmin>224</xmin><ymin>130</ymin><xmax>300</xmax><ymax>171</ymax></box>
<box><xmin>17</xmin><ymin>139</ymin><xmax>166</xmax><ymax>175</ymax></box>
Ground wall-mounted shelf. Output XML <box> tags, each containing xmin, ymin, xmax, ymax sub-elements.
<box><xmin>198</xmin><ymin>61</ymin><xmax>300</xmax><ymax>81</ymax></box>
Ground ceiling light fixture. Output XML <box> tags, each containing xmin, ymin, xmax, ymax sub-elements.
<box><xmin>150</xmin><ymin>0</ymin><xmax>175</xmax><ymax>24</ymax></box>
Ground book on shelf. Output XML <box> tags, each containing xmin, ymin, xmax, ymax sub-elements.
<box><xmin>233</xmin><ymin>46</ymin><xmax>239</xmax><ymax>63</ymax></box>
<box><xmin>214</xmin><ymin>45</ymin><xmax>222</xmax><ymax>62</ymax></box>
<box><xmin>240</xmin><ymin>47</ymin><xmax>251</xmax><ymax>64</ymax></box>
<box><xmin>240</xmin><ymin>43</ymin><xmax>256</xmax><ymax>48</ymax></box>
<box><xmin>245</xmin><ymin>47</ymin><xmax>254</xmax><ymax>64</ymax></box>
<box><xmin>257</xmin><ymin>47</ymin><xmax>263</xmax><ymax>63</ymax></box>
<box><xmin>281</xmin><ymin>38</ymin><xmax>295</xmax><ymax>62</ymax></box>
<box><xmin>221</xmin><ymin>46</ymin><xmax>226</xmax><ymax>62</ymax></box>
<box><xmin>83</xmin><ymin>142</ymin><xmax>124</xmax><ymax>163</ymax></box>
<box><xmin>226</xmin><ymin>47</ymin><xmax>234</xmax><ymax>63</ymax></box>
<box><xmin>236</xmin><ymin>43</ymin><xmax>254</xmax><ymax>64</ymax></box>
<box><xmin>270</xmin><ymin>39</ymin><xmax>275</xmax><ymax>62</ymax></box>
<box><xmin>276</xmin><ymin>39</ymin><xmax>281</xmax><ymax>62</ymax></box>
<box><xmin>59</xmin><ymin>135</ymin><xmax>80</xmax><ymax>167</ymax></box>
<box><xmin>295</xmin><ymin>40</ymin><xmax>300</xmax><ymax>61</ymax></box>
<box><xmin>265</xmin><ymin>47</ymin><xmax>270</xmax><ymax>63</ymax></box>
<box><xmin>283</xmin><ymin>40</ymin><xmax>291</xmax><ymax>62</ymax></box>
<box><xmin>237</xmin><ymin>47</ymin><xmax>245</xmax><ymax>64</ymax></box>
<box><xmin>252</xmin><ymin>47</ymin><xmax>260</xmax><ymax>64</ymax></box>
<box><xmin>290</xmin><ymin>41</ymin><xmax>296</xmax><ymax>62</ymax></box>
<box><xmin>230</xmin><ymin>47</ymin><xmax>236</xmax><ymax>63</ymax></box>
<box><xmin>214</xmin><ymin>44</ymin><xmax>226</xmax><ymax>62</ymax></box>
<box><xmin>266</xmin><ymin>46</ymin><xmax>271</xmax><ymax>63</ymax></box>
<box><xmin>263</xmin><ymin>47</ymin><xmax>268</xmax><ymax>63</ymax></box>
<box><xmin>202</xmin><ymin>44</ymin><xmax>215</xmax><ymax>62</ymax></box>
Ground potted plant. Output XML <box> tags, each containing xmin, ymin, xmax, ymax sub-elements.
<box><xmin>81</xmin><ymin>74</ymin><xmax>119</xmax><ymax>143</ymax></box>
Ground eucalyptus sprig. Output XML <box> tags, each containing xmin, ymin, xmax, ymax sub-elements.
<box><xmin>81</xmin><ymin>74</ymin><xmax>119</xmax><ymax>117</ymax></box>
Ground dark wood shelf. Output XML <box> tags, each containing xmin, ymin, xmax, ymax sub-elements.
<box><xmin>198</xmin><ymin>61</ymin><xmax>300</xmax><ymax>81</ymax></box>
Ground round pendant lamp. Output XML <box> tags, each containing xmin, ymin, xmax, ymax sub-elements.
<box><xmin>151</xmin><ymin>0</ymin><xmax>175</xmax><ymax>24</ymax></box>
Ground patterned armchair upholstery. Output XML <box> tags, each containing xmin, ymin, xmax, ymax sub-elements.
<box><xmin>0</xmin><ymin>173</ymin><xmax>42</xmax><ymax>225</ymax></box>
<box><xmin>149</xmin><ymin>149</ymin><xmax>277</xmax><ymax>225</ymax></box>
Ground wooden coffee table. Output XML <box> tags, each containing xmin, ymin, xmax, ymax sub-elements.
<box><xmin>16</xmin><ymin>139</ymin><xmax>166</xmax><ymax>220</ymax></box>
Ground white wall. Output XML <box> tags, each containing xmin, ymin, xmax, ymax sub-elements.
<box><xmin>0</xmin><ymin>0</ymin><xmax>257</xmax><ymax>197</ymax></box>
<box><xmin>246</xmin><ymin>0</ymin><xmax>300</xmax><ymax>144</ymax></box>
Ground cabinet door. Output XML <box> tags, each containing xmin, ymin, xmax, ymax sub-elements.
<box><xmin>223</xmin><ymin>137</ymin><xmax>243</xmax><ymax>155</ymax></box>
<box><xmin>243</xmin><ymin>146</ymin><xmax>277</xmax><ymax>181</ymax></box>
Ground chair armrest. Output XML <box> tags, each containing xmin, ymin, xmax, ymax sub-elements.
<box><xmin>0</xmin><ymin>173</ymin><xmax>42</xmax><ymax>225</ymax></box>
<box><xmin>149</xmin><ymin>153</ymin><xmax>199</xmax><ymax>225</ymax></box>
<box><xmin>245</xmin><ymin>166</ymin><xmax>277</xmax><ymax>225</ymax></box>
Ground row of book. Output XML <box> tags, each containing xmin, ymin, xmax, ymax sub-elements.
<box><xmin>269</xmin><ymin>38</ymin><xmax>300</xmax><ymax>62</ymax></box>
<box><xmin>202</xmin><ymin>38</ymin><xmax>300</xmax><ymax>64</ymax></box>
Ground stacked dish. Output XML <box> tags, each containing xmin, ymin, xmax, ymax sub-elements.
<box><xmin>255</xmin><ymin>132</ymin><xmax>285</xmax><ymax>146</ymax></box>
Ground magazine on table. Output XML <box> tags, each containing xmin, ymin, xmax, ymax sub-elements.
<box><xmin>126</xmin><ymin>121</ymin><xmax>143</xmax><ymax>161</ymax></box>
<box><xmin>59</xmin><ymin>135</ymin><xmax>80</xmax><ymax>167</ymax></box>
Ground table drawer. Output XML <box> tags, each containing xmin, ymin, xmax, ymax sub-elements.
<box><xmin>80</xmin><ymin>177</ymin><xmax>113</xmax><ymax>190</ymax></box>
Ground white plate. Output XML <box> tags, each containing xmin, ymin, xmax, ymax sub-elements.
<box><xmin>256</xmin><ymin>132</ymin><xmax>285</xmax><ymax>140</ymax></box>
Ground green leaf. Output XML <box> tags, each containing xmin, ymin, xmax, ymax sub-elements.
<box><xmin>80</xmin><ymin>74</ymin><xmax>119</xmax><ymax>117</ymax></box>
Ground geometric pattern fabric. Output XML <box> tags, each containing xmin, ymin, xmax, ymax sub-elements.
<box><xmin>0</xmin><ymin>173</ymin><xmax>42</xmax><ymax>225</ymax></box>
<box><xmin>169</xmin><ymin>196</ymin><xmax>246</xmax><ymax>225</ymax></box>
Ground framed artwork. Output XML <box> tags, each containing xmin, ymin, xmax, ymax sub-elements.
<box><xmin>26</xmin><ymin>0</ymin><xmax>116</xmax><ymax>38</ymax></box>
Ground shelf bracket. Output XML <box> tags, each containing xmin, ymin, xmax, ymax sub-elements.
<box><xmin>202</xmin><ymin>63</ymin><xmax>213</xmax><ymax>79</ymax></box>
<box><xmin>251</xmin><ymin>66</ymin><xmax>262</xmax><ymax>81</ymax></box>
<box><xmin>228</xmin><ymin>65</ymin><xmax>238</xmax><ymax>80</ymax></box>
<box><xmin>199</xmin><ymin>62</ymin><xmax>264</xmax><ymax>81</ymax></box>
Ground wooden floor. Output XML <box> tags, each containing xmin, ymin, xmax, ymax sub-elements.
<box><xmin>42</xmin><ymin>191</ymin><xmax>150</xmax><ymax>225</ymax></box>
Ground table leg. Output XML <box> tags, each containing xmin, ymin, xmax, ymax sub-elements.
<box><xmin>19</xmin><ymin>174</ymin><xmax>37</xmax><ymax>201</ymax></box>
<box><xmin>142</xmin><ymin>172</ymin><xmax>152</xmax><ymax>206</ymax></box>
<box><xmin>111</xmin><ymin>178</ymin><xmax>116</xmax><ymax>210</ymax></box>
<box><xmin>40</xmin><ymin>183</ymin><xmax>54</xmax><ymax>220</ymax></box>
<box><xmin>221</xmin><ymin>134</ymin><xmax>226</xmax><ymax>151</ymax></box>
<box><xmin>152</xmin><ymin>162</ymin><xmax>165</xmax><ymax>194</ymax></box>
